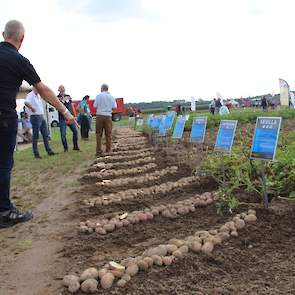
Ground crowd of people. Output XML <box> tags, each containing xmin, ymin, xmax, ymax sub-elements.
<box><xmin>0</xmin><ymin>20</ymin><xmax>116</xmax><ymax>228</ymax></box>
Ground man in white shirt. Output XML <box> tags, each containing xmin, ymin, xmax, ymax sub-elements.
<box><xmin>25</xmin><ymin>87</ymin><xmax>55</xmax><ymax>158</ymax></box>
<box><xmin>94</xmin><ymin>84</ymin><xmax>117</xmax><ymax>156</ymax></box>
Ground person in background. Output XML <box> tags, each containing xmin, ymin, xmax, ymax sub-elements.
<box><xmin>0</xmin><ymin>20</ymin><xmax>76</xmax><ymax>228</ymax></box>
<box><xmin>219</xmin><ymin>104</ymin><xmax>230</xmax><ymax>115</ymax></box>
<box><xmin>25</xmin><ymin>87</ymin><xmax>55</xmax><ymax>158</ymax></box>
<box><xmin>209</xmin><ymin>98</ymin><xmax>216</xmax><ymax>115</ymax></box>
<box><xmin>19</xmin><ymin>111</ymin><xmax>32</xmax><ymax>142</ymax></box>
<box><xmin>94</xmin><ymin>84</ymin><xmax>117</xmax><ymax>156</ymax></box>
<box><xmin>78</xmin><ymin>95</ymin><xmax>90</xmax><ymax>139</ymax></box>
<box><xmin>57</xmin><ymin>85</ymin><xmax>80</xmax><ymax>152</ymax></box>
<box><xmin>261</xmin><ymin>96</ymin><xmax>268</xmax><ymax>111</ymax></box>
<box><xmin>215</xmin><ymin>98</ymin><xmax>222</xmax><ymax>114</ymax></box>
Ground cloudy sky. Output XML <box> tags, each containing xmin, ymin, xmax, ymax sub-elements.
<box><xmin>1</xmin><ymin>0</ymin><xmax>294</xmax><ymax>102</ymax></box>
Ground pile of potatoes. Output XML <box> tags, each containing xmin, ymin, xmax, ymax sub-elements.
<box><xmin>79</xmin><ymin>192</ymin><xmax>215</xmax><ymax>235</ymax></box>
<box><xmin>112</xmin><ymin>143</ymin><xmax>150</xmax><ymax>152</ymax></box>
<box><xmin>89</xmin><ymin>156</ymin><xmax>156</xmax><ymax>172</ymax></box>
<box><xmin>104</xmin><ymin>147</ymin><xmax>153</xmax><ymax>157</ymax></box>
<box><xmin>96</xmin><ymin>166</ymin><xmax>178</xmax><ymax>188</ymax></box>
<box><xmin>65</xmin><ymin>209</ymin><xmax>257</xmax><ymax>293</ymax></box>
<box><xmin>83</xmin><ymin>163</ymin><xmax>157</xmax><ymax>181</ymax></box>
<box><xmin>83</xmin><ymin>176</ymin><xmax>198</xmax><ymax>207</ymax></box>
<box><xmin>88</xmin><ymin>156</ymin><xmax>156</xmax><ymax>172</ymax></box>
<box><xmin>93</xmin><ymin>151</ymin><xmax>153</xmax><ymax>164</ymax></box>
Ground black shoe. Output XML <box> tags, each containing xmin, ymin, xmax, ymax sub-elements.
<box><xmin>34</xmin><ymin>155</ymin><xmax>42</xmax><ymax>159</ymax></box>
<box><xmin>64</xmin><ymin>149</ymin><xmax>68</xmax><ymax>152</ymax></box>
<box><xmin>48</xmin><ymin>151</ymin><xmax>55</xmax><ymax>156</ymax></box>
<box><xmin>0</xmin><ymin>208</ymin><xmax>33</xmax><ymax>228</ymax></box>
<box><xmin>73</xmin><ymin>148</ymin><xmax>81</xmax><ymax>151</ymax></box>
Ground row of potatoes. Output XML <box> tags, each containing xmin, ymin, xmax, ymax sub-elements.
<box><xmin>64</xmin><ymin>209</ymin><xmax>257</xmax><ymax>293</ymax></box>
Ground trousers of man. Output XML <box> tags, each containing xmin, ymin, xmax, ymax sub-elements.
<box><xmin>0</xmin><ymin>114</ymin><xmax>17</xmax><ymax>212</ymax></box>
<box><xmin>96</xmin><ymin>115</ymin><xmax>112</xmax><ymax>154</ymax></box>
<box><xmin>30</xmin><ymin>115</ymin><xmax>53</xmax><ymax>157</ymax></box>
<box><xmin>59</xmin><ymin>120</ymin><xmax>79</xmax><ymax>151</ymax></box>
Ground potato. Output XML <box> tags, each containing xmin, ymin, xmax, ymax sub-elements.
<box><xmin>172</xmin><ymin>250</ymin><xmax>183</xmax><ymax>258</ymax></box>
<box><xmin>169</xmin><ymin>239</ymin><xmax>185</xmax><ymax>247</ymax></box>
<box><xmin>151</xmin><ymin>255</ymin><xmax>163</xmax><ymax>266</ymax></box>
<box><xmin>201</xmin><ymin>242</ymin><xmax>214</xmax><ymax>255</ymax></box>
<box><xmin>104</xmin><ymin>223</ymin><xmax>116</xmax><ymax>232</ymax></box>
<box><xmin>248</xmin><ymin>209</ymin><xmax>256</xmax><ymax>215</ymax></box>
<box><xmin>219</xmin><ymin>225</ymin><xmax>230</xmax><ymax>233</ymax></box>
<box><xmin>137</xmin><ymin>260</ymin><xmax>149</xmax><ymax>271</ymax></box>
<box><xmin>166</xmin><ymin>244</ymin><xmax>178</xmax><ymax>254</ymax></box>
<box><xmin>122</xmin><ymin>274</ymin><xmax>131</xmax><ymax>282</ymax></box>
<box><xmin>115</xmin><ymin>221</ymin><xmax>124</xmax><ymax>228</ymax></box>
<box><xmin>63</xmin><ymin>275</ymin><xmax>79</xmax><ymax>287</ymax></box>
<box><xmin>209</xmin><ymin>229</ymin><xmax>218</xmax><ymax>236</ymax></box>
<box><xmin>80</xmin><ymin>267</ymin><xmax>99</xmax><ymax>281</ymax></box>
<box><xmin>143</xmin><ymin>257</ymin><xmax>154</xmax><ymax>267</ymax></box>
<box><xmin>244</xmin><ymin>214</ymin><xmax>257</xmax><ymax>223</ymax></box>
<box><xmin>116</xmin><ymin>279</ymin><xmax>127</xmax><ymax>287</ymax></box>
<box><xmin>189</xmin><ymin>241</ymin><xmax>202</xmax><ymax>253</ymax></box>
<box><xmin>146</xmin><ymin>212</ymin><xmax>154</xmax><ymax>220</ymax></box>
<box><xmin>126</xmin><ymin>264</ymin><xmax>139</xmax><ymax>276</ymax></box>
<box><xmin>68</xmin><ymin>281</ymin><xmax>80</xmax><ymax>293</ymax></box>
<box><xmin>179</xmin><ymin>245</ymin><xmax>189</xmax><ymax>254</ymax></box>
<box><xmin>225</xmin><ymin>221</ymin><xmax>236</xmax><ymax>231</ymax></box>
<box><xmin>109</xmin><ymin>261</ymin><xmax>125</xmax><ymax>271</ymax></box>
<box><xmin>240</xmin><ymin>212</ymin><xmax>247</xmax><ymax>219</ymax></box>
<box><xmin>157</xmin><ymin>245</ymin><xmax>168</xmax><ymax>256</ymax></box>
<box><xmin>234</xmin><ymin>218</ymin><xmax>245</xmax><ymax>230</ymax></box>
<box><xmin>81</xmin><ymin>278</ymin><xmax>98</xmax><ymax>293</ymax></box>
<box><xmin>98</xmin><ymin>268</ymin><xmax>108</xmax><ymax>279</ymax></box>
<box><xmin>110</xmin><ymin>269</ymin><xmax>124</xmax><ymax>278</ymax></box>
<box><xmin>231</xmin><ymin>230</ymin><xmax>238</xmax><ymax>237</ymax></box>
<box><xmin>80</xmin><ymin>225</ymin><xmax>89</xmax><ymax>233</ymax></box>
<box><xmin>100</xmin><ymin>272</ymin><xmax>115</xmax><ymax>289</ymax></box>
<box><xmin>95</xmin><ymin>227</ymin><xmax>107</xmax><ymax>235</ymax></box>
<box><xmin>162</xmin><ymin>256</ymin><xmax>174</xmax><ymax>266</ymax></box>
<box><xmin>211</xmin><ymin>235</ymin><xmax>222</xmax><ymax>245</ymax></box>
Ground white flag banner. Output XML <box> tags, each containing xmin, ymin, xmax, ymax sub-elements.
<box><xmin>190</xmin><ymin>96</ymin><xmax>196</xmax><ymax>111</ymax></box>
<box><xmin>216</xmin><ymin>92</ymin><xmax>224</xmax><ymax>105</ymax></box>
<box><xmin>279</xmin><ymin>78</ymin><xmax>289</xmax><ymax>106</ymax></box>
<box><xmin>290</xmin><ymin>91</ymin><xmax>295</xmax><ymax>108</ymax></box>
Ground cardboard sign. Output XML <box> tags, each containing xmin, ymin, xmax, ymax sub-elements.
<box><xmin>250</xmin><ymin>117</ymin><xmax>281</xmax><ymax>160</ymax></box>
<box><xmin>215</xmin><ymin>120</ymin><xmax>237</xmax><ymax>152</ymax></box>
<box><xmin>164</xmin><ymin>111</ymin><xmax>175</xmax><ymax>129</ymax></box>
<box><xmin>190</xmin><ymin>116</ymin><xmax>207</xmax><ymax>143</ymax></box>
<box><xmin>128</xmin><ymin>116</ymin><xmax>135</xmax><ymax>127</ymax></box>
<box><xmin>172</xmin><ymin>117</ymin><xmax>186</xmax><ymax>139</ymax></box>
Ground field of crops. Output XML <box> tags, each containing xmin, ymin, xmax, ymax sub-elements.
<box><xmin>59</xmin><ymin>126</ymin><xmax>295</xmax><ymax>295</ymax></box>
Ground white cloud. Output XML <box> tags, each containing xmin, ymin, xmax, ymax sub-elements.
<box><xmin>1</xmin><ymin>0</ymin><xmax>295</xmax><ymax>102</ymax></box>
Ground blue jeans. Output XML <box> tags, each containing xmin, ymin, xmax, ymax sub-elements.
<box><xmin>0</xmin><ymin>115</ymin><xmax>17</xmax><ymax>212</ymax></box>
<box><xmin>30</xmin><ymin>115</ymin><xmax>53</xmax><ymax>156</ymax></box>
<box><xmin>59</xmin><ymin>120</ymin><xmax>79</xmax><ymax>151</ymax></box>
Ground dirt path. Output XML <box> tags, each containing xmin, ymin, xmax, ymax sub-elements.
<box><xmin>0</xmin><ymin>159</ymin><xmax>89</xmax><ymax>295</ymax></box>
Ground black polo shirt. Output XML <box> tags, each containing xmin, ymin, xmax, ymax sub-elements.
<box><xmin>0</xmin><ymin>41</ymin><xmax>41</xmax><ymax>117</ymax></box>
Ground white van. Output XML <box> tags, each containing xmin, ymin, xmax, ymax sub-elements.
<box><xmin>45</xmin><ymin>104</ymin><xmax>59</xmax><ymax>127</ymax></box>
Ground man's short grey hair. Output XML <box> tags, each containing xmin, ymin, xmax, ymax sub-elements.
<box><xmin>3</xmin><ymin>20</ymin><xmax>25</xmax><ymax>41</ymax></box>
<box><xmin>101</xmin><ymin>84</ymin><xmax>109</xmax><ymax>92</ymax></box>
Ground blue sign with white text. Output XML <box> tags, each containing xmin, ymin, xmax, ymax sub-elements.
<box><xmin>215</xmin><ymin>120</ymin><xmax>237</xmax><ymax>152</ymax></box>
<box><xmin>164</xmin><ymin>111</ymin><xmax>175</xmax><ymax>129</ymax></box>
<box><xmin>158</xmin><ymin>116</ymin><xmax>167</xmax><ymax>136</ymax></box>
<box><xmin>250</xmin><ymin>117</ymin><xmax>281</xmax><ymax>160</ymax></box>
<box><xmin>190</xmin><ymin>116</ymin><xmax>207</xmax><ymax>143</ymax></box>
<box><xmin>172</xmin><ymin>117</ymin><xmax>186</xmax><ymax>139</ymax></box>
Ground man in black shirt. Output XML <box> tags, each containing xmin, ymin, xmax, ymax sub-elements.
<box><xmin>57</xmin><ymin>85</ymin><xmax>80</xmax><ymax>152</ymax></box>
<box><xmin>0</xmin><ymin>20</ymin><xmax>76</xmax><ymax>228</ymax></box>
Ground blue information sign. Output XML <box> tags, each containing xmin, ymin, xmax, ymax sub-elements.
<box><xmin>151</xmin><ymin>115</ymin><xmax>162</xmax><ymax>129</ymax></box>
<box><xmin>147</xmin><ymin>114</ymin><xmax>154</xmax><ymax>127</ymax></box>
<box><xmin>172</xmin><ymin>117</ymin><xmax>186</xmax><ymax>139</ymax></box>
<box><xmin>190</xmin><ymin>116</ymin><xmax>207</xmax><ymax>143</ymax></box>
<box><xmin>164</xmin><ymin>111</ymin><xmax>175</xmax><ymax>129</ymax></box>
<box><xmin>250</xmin><ymin>117</ymin><xmax>281</xmax><ymax>160</ymax></box>
<box><xmin>158</xmin><ymin>116</ymin><xmax>166</xmax><ymax>136</ymax></box>
<box><xmin>215</xmin><ymin>120</ymin><xmax>237</xmax><ymax>152</ymax></box>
